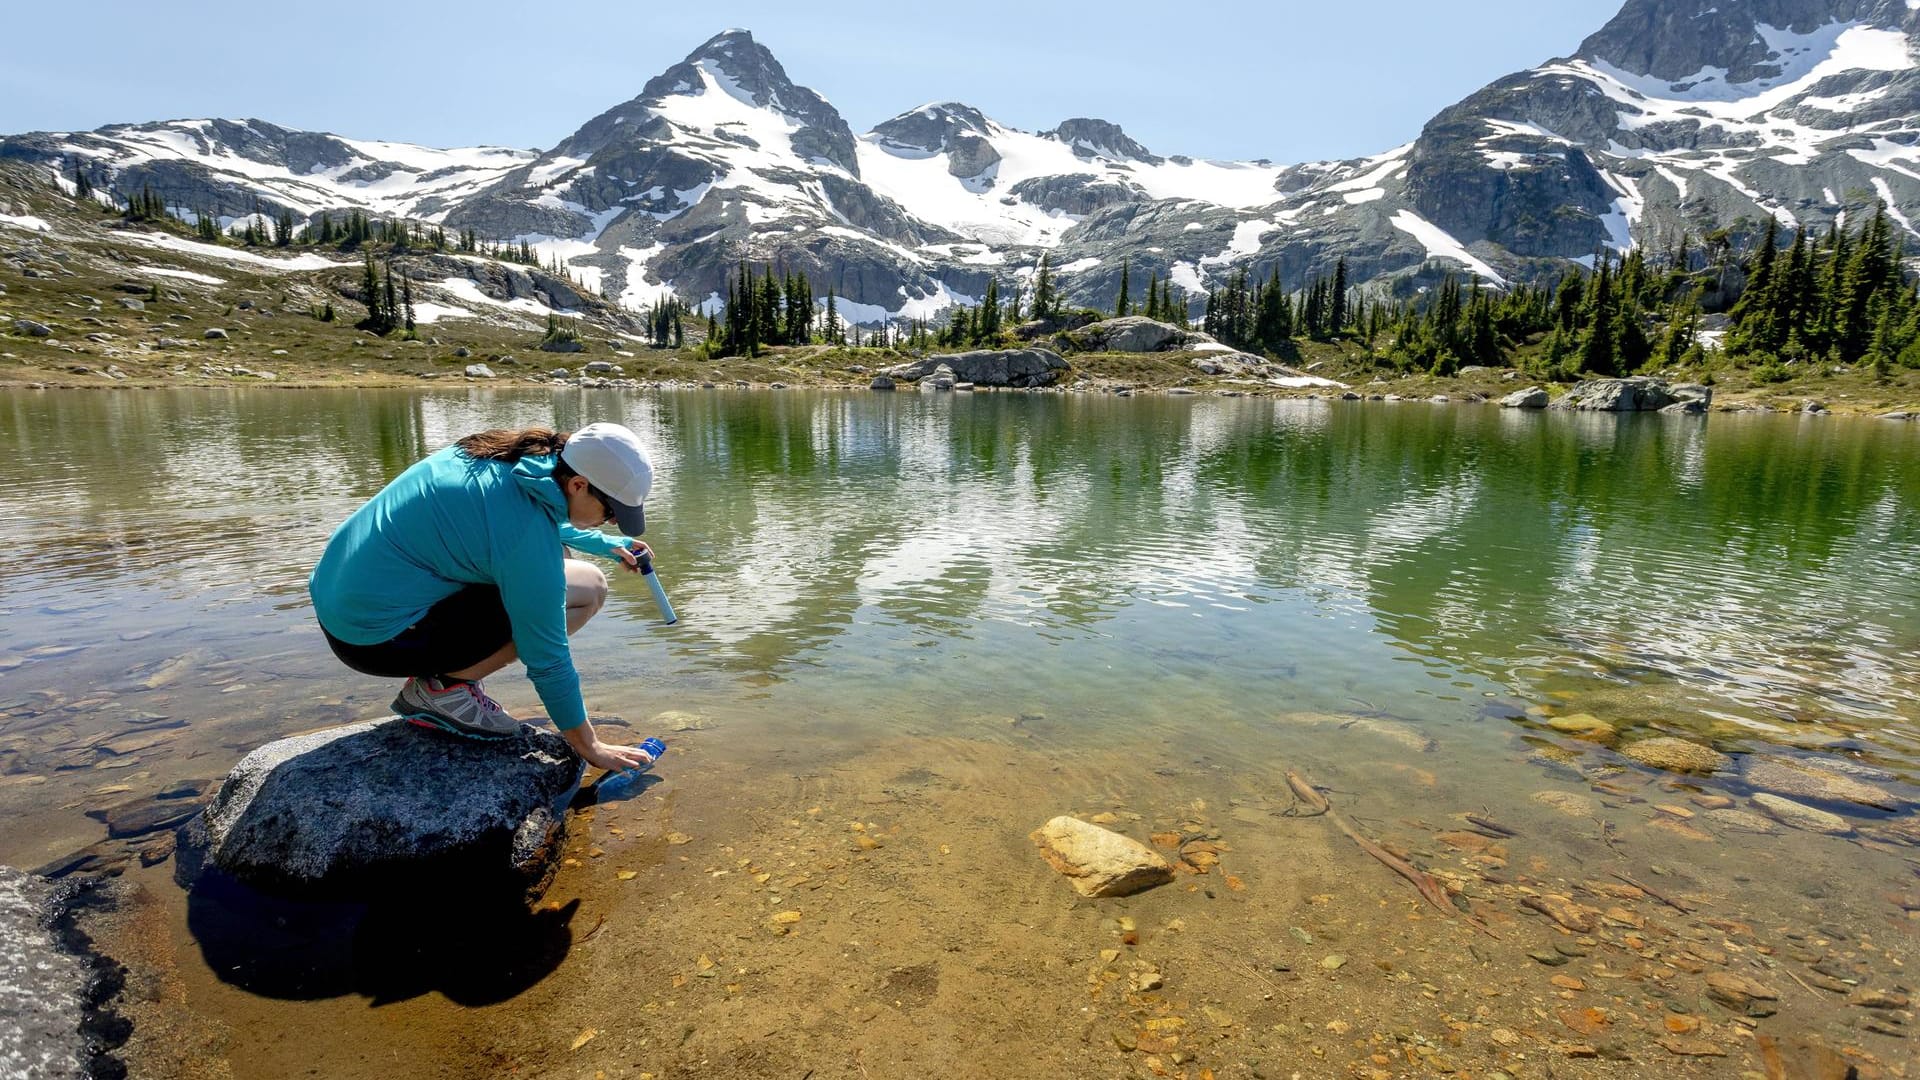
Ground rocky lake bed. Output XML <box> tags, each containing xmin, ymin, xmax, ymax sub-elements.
<box><xmin>4</xmin><ymin>669</ymin><xmax>1917</xmax><ymax>1079</ymax></box>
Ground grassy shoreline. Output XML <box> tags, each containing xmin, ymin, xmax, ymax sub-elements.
<box><xmin>7</xmin><ymin>343</ymin><xmax>1919</xmax><ymax>420</ymax></box>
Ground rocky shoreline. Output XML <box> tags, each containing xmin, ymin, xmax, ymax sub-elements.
<box><xmin>8</xmin><ymin>369</ymin><xmax>1916</xmax><ymax>421</ymax></box>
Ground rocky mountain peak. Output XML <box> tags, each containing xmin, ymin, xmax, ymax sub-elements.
<box><xmin>675</xmin><ymin>28</ymin><xmax>785</xmax><ymax>103</ymax></box>
<box><xmin>1043</xmin><ymin>118</ymin><xmax>1160</xmax><ymax>164</ymax></box>
<box><xmin>869</xmin><ymin>102</ymin><xmax>993</xmax><ymax>153</ymax></box>
<box><xmin>1574</xmin><ymin>0</ymin><xmax>1914</xmax><ymax>81</ymax></box>
<box><xmin>619</xmin><ymin>27</ymin><xmax>860</xmax><ymax>174</ymax></box>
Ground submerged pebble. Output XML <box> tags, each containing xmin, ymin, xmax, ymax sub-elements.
<box><xmin>1620</xmin><ymin>737</ymin><xmax>1729</xmax><ymax>774</ymax></box>
<box><xmin>1751</xmin><ymin>794</ymin><xmax>1853</xmax><ymax>836</ymax></box>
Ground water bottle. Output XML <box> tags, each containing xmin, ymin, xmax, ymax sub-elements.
<box><xmin>596</xmin><ymin>737</ymin><xmax>666</xmax><ymax>798</ymax></box>
<box><xmin>631</xmin><ymin>548</ymin><xmax>679</xmax><ymax>625</ymax></box>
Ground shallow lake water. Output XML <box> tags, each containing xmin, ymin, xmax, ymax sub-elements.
<box><xmin>2</xmin><ymin>387</ymin><xmax>1917</xmax><ymax>1078</ymax></box>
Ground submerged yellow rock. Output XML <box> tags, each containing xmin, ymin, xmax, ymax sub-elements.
<box><xmin>1031</xmin><ymin>815</ymin><xmax>1174</xmax><ymax>898</ymax></box>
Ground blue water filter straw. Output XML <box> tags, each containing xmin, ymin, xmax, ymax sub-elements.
<box><xmin>634</xmin><ymin>549</ymin><xmax>678</xmax><ymax>624</ymax></box>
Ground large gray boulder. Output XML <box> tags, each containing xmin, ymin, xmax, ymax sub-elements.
<box><xmin>0</xmin><ymin>867</ymin><xmax>90</xmax><ymax>1079</ymax></box>
<box><xmin>1068</xmin><ymin>316</ymin><xmax>1190</xmax><ymax>353</ymax></box>
<box><xmin>182</xmin><ymin>719</ymin><xmax>584</xmax><ymax>901</ymax></box>
<box><xmin>1552</xmin><ymin>377</ymin><xmax>1677</xmax><ymax>412</ymax></box>
<box><xmin>1500</xmin><ymin>386</ymin><xmax>1550</xmax><ymax>409</ymax></box>
<box><xmin>887</xmin><ymin>348</ymin><xmax>1068</xmax><ymax>388</ymax></box>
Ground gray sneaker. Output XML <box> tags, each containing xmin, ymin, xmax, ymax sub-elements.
<box><xmin>392</xmin><ymin>677</ymin><xmax>520</xmax><ymax>739</ymax></box>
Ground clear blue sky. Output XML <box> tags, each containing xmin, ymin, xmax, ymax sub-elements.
<box><xmin>7</xmin><ymin>1</ymin><xmax>1625</xmax><ymax>164</ymax></box>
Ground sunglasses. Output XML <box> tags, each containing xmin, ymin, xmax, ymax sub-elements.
<box><xmin>585</xmin><ymin>483</ymin><xmax>617</xmax><ymax>525</ymax></box>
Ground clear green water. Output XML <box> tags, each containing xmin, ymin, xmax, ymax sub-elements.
<box><xmin>1</xmin><ymin>387</ymin><xmax>1918</xmax><ymax>864</ymax></box>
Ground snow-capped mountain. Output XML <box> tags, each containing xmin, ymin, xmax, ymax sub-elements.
<box><xmin>5</xmin><ymin>1</ymin><xmax>1917</xmax><ymax>322</ymax></box>
<box><xmin>0</xmin><ymin>118</ymin><xmax>533</xmax><ymax>228</ymax></box>
<box><xmin>1394</xmin><ymin>0</ymin><xmax>1920</xmax><ymax>268</ymax></box>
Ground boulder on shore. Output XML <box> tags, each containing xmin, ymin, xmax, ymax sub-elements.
<box><xmin>1066</xmin><ymin>316</ymin><xmax>1192</xmax><ymax>353</ymax></box>
<box><xmin>1031</xmin><ymin>816</ymin><xmax>1174</xmax><ymax>898</ymax></box>
<box><xmin>1552</xmin><ymin>377</ymin><xmax>1678</xmax><ymax>412</ymax></box>
<box><xmin>886</xmin><ymin>348</ymin><xmax>1068</xmax><ymax>388</ymax></box>
<box><xmin>0</xmin><ymin>866</ymin><xmax>92</xmax><ymax>1079</ymax></box>
<box><xmin>180</xmin><ymin>718</ymin><xmax>584</xmax><ymax>901</ymax></box>
<box><xmin>1500</xmin><ymin>386</ymin><xmax>1550</xmax><ymax>409</ymax></box>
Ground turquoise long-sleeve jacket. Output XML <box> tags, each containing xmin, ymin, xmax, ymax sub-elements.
<box><xmin>309</xmin><ymin>446</ymin><xmax>629</xmax><ymax>731</ymax></box>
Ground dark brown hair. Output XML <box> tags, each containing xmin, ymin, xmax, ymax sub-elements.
<box><xmin>455</xmin><ymin>427</ymin><xmax>571</xmax><ymax>462</ymax></box>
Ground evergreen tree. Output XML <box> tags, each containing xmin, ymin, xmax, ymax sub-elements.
<box><xmin>1330</xmin><ymin>258</ymin><xmax>1349</xmax><ymax>336</ymax></box>
<box><xmin>978</xmin><ymin>278</ymin><xmax>1001</xmax><ymax>342</ymax></box>
<box><xmin>357</xmin><ymin>253</ymin><xmax>397</xmax><ymax>335</ymax></box>
<box><xmin>1115</xmin><ymin>259</ymin><xmax>1130</xmax><ymax>317</ymax></box>
<box><xmin>1578</xmin><ymin>257</ymin><xmax>1619</xmax><ymax>376</ymax></box>
<box><xmin>1657</xmin><ymin>290</ymin><xmax>1699</xmax><ymax>369</ymax></box>
<box><xmin>1033</xmin><ymin>253</ymin><xmax>1055</xmax><ymax>320</ymax></box>
<box><xmin>1726</xmin><ymin>223</ymin><xmax>1778</xmax><ymax>357</ymax></box>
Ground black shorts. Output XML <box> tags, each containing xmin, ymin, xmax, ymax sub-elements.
<box><xmin>321</xmin><ymin>585</ymin><xmax>514</xmax><ymax>679</ymax></box>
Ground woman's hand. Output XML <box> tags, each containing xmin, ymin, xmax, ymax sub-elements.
<box><xmin>562</xmin><ymin>724</ymin><xmax>656</xmax><ymax>771</ymax></box>
<box><xmin>615</xmin><ymin>540</ymin><xmax>654</xmax><ymax>574</ymax></box>
<box><xmin>584</xmin><ymin>740</ymin><xmax>655</xmax><ymax>772</ymax></box>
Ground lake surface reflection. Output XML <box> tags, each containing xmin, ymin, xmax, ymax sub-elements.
<box><xmin>1</xmin><ymin>387</ymin><xmax>1918</xmax><ymax>863</ymax></box>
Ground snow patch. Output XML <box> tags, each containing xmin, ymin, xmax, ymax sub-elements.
<box><xmin>134</xmin><ymin>265</ymin><xmax>225</xmax><ymax>285</ymax></box>
<box><xmin>1200</xmin><ymin>220</ymin><xmax>1275</xmax><ymax>267</ymax></box>
<box><xmin>831</xmin><ymin>279</ymin><xmax>977</xmax><ymax>325</ymax></box>
<box><xmin>526</xmin><ymin>155</ymin><xmax>588</xmax><ymax>188</ymax></box>
<box><xmin>410</xmin><ymin>301</ymin><xmax>476</xmax><ymax>325</ymax></box>
<box><xmin>1571</xmin><ymin>22</ymin><xmax>1911</xmax><ymax>112</ymax></box>
<box><xmin>436</xmin><ymin>277</ymin><xmax>567</xmax><ymax>318</ymax></box>
<box><xmin>1872</xmin><ymin>177</ymin><xmax>1918</xmax><ymax>237</ymax></box>
<box><xmin>1389</xmin><ymin>210</ymin><xmax>1507</xmax><ymax>285</ymax></box>
<box><xmin>0</xmin><ymin>213</ymin><xmax>51</xmax><ymax>232</ymax></box>
<box><xmin>1598</xmin><ymin>171</ymin><xmax>1644</xmax><ymax>253</ymax></box>
<box><xmin>618</xmin><ymin>243</ymin><xmax>677</xmax><ymax>310</ymax></box>
<box><xmin>113</xmin><ymin>229</ymin><xmax>349</xmax><ymax>271</ymax></box>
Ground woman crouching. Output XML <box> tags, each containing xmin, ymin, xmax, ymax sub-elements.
<box><xmin>308</xmin><ymin>423</ymin><xmax>658</xmax><ymax>772</ymax></box>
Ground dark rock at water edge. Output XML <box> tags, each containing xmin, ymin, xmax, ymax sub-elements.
<box><xmin>180</xmin><ymin>718</ymin><xmax>585</xmax><ymax>902</ymax></box>
<box><xmin>886</xmin><ymin>348</ymin><xmax>1068</xmax><ymax>388</ymax></box>
<box><xmin>0</xmin><ymin>867</ymin><xmax>129</xmax><ymax>1080</ymax></box>
<box><xmin>86</xmin><ymin>780</ymin><xmax>211</xmax><ymax>839</ymax></box>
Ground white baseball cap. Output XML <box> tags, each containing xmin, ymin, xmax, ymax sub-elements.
<box><xmin>561</xmin><ymin>423</ymin><xmax>653</xmax><ymax>535</ymax></box>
